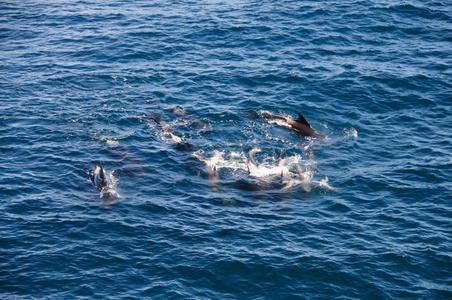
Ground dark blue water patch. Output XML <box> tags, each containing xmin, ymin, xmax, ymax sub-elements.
<box><xmin>1</xmin><ymin>0</ymin><xmax>452</xmax><ymax>299</ymax></box>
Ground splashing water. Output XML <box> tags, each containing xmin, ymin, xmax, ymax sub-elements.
<box><xmin>194</xmin><ymin>148</ymin><xmax>332</xmax><ymax>192</ymax></box>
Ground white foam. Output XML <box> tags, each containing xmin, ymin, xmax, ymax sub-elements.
<box><xmin>248</xmin><ymin>164</ymin><xmax>288</xmax><ymax>178</ymax></box>
<box><xmin>193</xmin><ymin>147</ymin><xmax>333</xmax><ymax>191</ymax></box>
<box><xmin>267</xmin><ymin>118</ymin><xmax>291</xmax><ymax>129</ymax></box>
<box><xmin>344</xmin><ymin>127</ymin><xmax>358</xmax><ymax>138</ymax></box>
<box><xmin>316</xmin><ymin>176</ymin><xmax>335</xmax><ymax>191</ymax></box>
<box><xmin>105</xmin><ymin>139</ymin><xmax>120</xmax><ymax>145</ymax></box>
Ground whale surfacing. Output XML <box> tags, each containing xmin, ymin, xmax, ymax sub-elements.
<box><xmin>92</xmin><ymin>162</ymin><xmax>121</xmax><ymax>199</ymax></box>
<box><xmin>261</xmin><ymin>112</ymin><xmax>325</xmax><ymax>138</ymax></box>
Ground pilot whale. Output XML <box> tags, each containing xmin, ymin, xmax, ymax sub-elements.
<box><xmin>140</xmin><ymin>112</ymin><xmax>220</xmax><ymax>189</ymax></box>
<box><xmin>261</xmin><ymin>112</ymin><xmax>325</xmax><ymax>138</ymax></box>
<box><xmin>139</xmin><ymin>114</ymin><xmax>185</xmax><ymax>144</ymax></box>
<box><xmin>92</xmin><ymin>162</ymin><xmax>121</xmax><ymax>199</ymax></box>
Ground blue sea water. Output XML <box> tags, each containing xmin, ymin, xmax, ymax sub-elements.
<box><xmin>1</xmin><ymin>0</ymin><xmax>451</xmax><ymax>299</ymax></box>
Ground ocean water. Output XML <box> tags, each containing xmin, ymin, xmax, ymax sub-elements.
<box><xmin>1</xmin><ymin>0</ymin><xmax>451</xmax><ymax>299</ymax></box>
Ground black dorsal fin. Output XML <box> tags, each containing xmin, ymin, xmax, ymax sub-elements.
<box><xmin>99</xmin><ymin>162</ymin><xmax>105</xmax><ymax>180</ymax></box>
<box><xmin>141</xmin><ymin>113</ymin><xmax>162</xmax><ymax>126</ymax></box>
<box><xmin>296</xmin><ymin>113</ymin><xmax>312</xmax><ymax>128</ymax></box>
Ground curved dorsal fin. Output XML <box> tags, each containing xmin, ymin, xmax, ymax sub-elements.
<box><xmin>98</xmin><ymin>162</ymin><xmax>106</xmax><ymax>180</ymax></box>
<box><xmin>141</xmin><ymin>113</ymin><xmax>162</xmax><ymax>126</ymax></box>
<box><xmin>296</xmin><ymin>113</ymin><xmax>312</xmax><ymax>128</ymax></box>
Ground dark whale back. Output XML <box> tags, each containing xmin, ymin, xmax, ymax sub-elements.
<box><xmin>92</xmin><ymin>162</ymin><xmax>120</xmax><ymax>199</ymax></box>
<box><xmin>259</xmin><ymin>112</ymin><xmax>324</xmax><ymax>138</ymax></box>
<box><xmin>93</xmin><ymin>162</ymin><xmax>111</xmax><ymax>189</ymax></box>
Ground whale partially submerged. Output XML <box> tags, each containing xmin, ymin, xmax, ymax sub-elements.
<box><xmin>92</xmin><ymin>162</ymin><xmax>121</xmax><ymax>199</ymax></box>
<box><xmin>140</xmin><ymin>112</ymin><xmax>220</xmax><ymax>190</ymax></box>
<box><xmin>260</xmin><ymin>112</ymin><xmax>325</xmax><ymax>138</ymax></box>
<box><xmin>139</xmin><ymin>114</ymin><xmax>185</xmax><ymax>144</ymax></box>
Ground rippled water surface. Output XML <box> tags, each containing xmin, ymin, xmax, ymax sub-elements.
<box><xmin>1</xmin><ymin>0</ymin><xmax>451</xmax><ymax>299</ymax></box>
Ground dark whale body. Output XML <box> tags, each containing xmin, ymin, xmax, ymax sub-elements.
<box><xmin>140</xmin><ymin>113</ymin><xmax>220</xmax><ymax>189</ymax></box>
<box><xmin>92</xmin><ymin>162</ymin><xmax>120</xmax><ymax>199</ymax></box>
<box><xmin>261</xmin><ymin>112</ymin><xmax>325</xmax><ymax>138</ymax></box>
